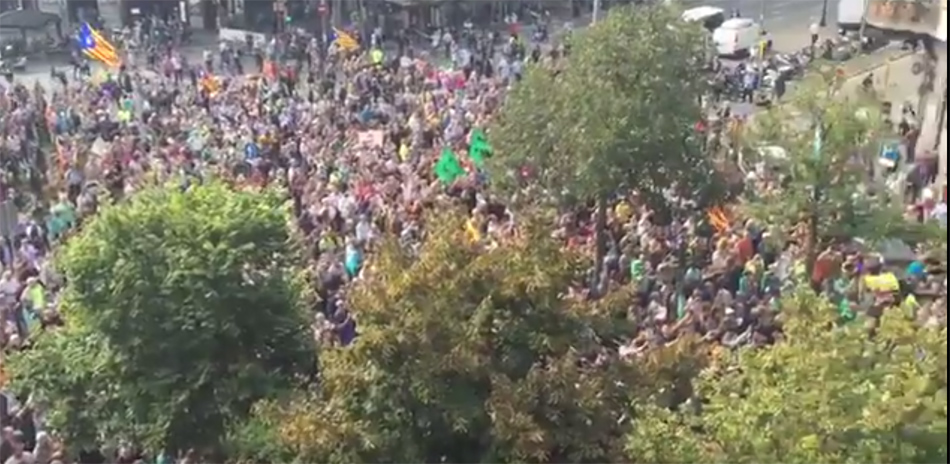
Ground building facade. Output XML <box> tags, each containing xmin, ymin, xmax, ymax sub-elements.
<box><xmin>939</xmin><ymin>0</ymin><xmax>947</xmax><ymax>41</ymax></box>
<box><xmin>861</xmin><ymin>0</ymin><xmax>946</xmax><ymax>183</ymax></box>
<box><xmin>935</xmin><ymin>0</ymin><xmax>946</xmax><ymax>189</ymax></box>
<box><xmin>865</xmin><ymin>0</ymin><xmax>942</xmax><ymax>36</ymax></box>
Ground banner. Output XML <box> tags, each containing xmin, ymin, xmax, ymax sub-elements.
<box><xmin>219</xmin><ymin>28</ymin><xmax>267</xmax><ymax>48</ymax></box>
<box><xmin>357</xmin><ymin>130</ymin><xmax>385</xmax><ymax>148</ymax></box>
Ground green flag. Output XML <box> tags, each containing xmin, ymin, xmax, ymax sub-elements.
<box><xmin>468</xmin><ymin>128</ymin><xmax>492</xmax><ymax>168</ymax></box>
<box><xmin>434</xmin><ymin>147</ymin><xmax>465</xmax><ymax>184</ymax></box>
<box><xmin>676</xmin><ymin>292</ymin><xmax>687</xmax><ymax>320</ymax></box>
<box><xmin>837</xmin><ymin>298</ymin><xmax>856</xmax><ymax>323</ymax></box>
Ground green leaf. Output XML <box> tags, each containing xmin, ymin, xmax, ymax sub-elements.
<box><xmin>264</xmin><ymin>212</ymin><xmax>641</xmax><ymax>464</ymax></box>
<box><xmin>489</xmin><ymin>4</ymin><xmax>723</xmax><ymax>211</ymax></box>
<box><xmin>12</xmin><ymin>181</ymin><xmax>318</xmax><ymax>456</ymax></box>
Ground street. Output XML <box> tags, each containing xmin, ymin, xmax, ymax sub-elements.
<box><xmin>8</xmin><ymin>1</ymin><xmax>843</xmax><ymax>96</ymax></box>
<box><xmin>683</xmin><ymin>0</ymin><xmax>837</xmax><ymax>51</ymax></box>
<box><xmin>8</xmin><ymin>44</ymin><xmax>212</xmax><ymax>89</ymax></box>
<box><xmin>687</xmin><ymin>0</ymin><xmax>833</xmax><ymax>24</ymax></box>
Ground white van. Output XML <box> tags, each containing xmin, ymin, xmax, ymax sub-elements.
<box><xmin>713</xmin><ymin>18</ymin><xmax>761</xmax><ymax>57</ymax></box>
<box><xmin>681</xmin><ymin>6</ymin><xmax>726</xmax><ymax>32</ymax></box>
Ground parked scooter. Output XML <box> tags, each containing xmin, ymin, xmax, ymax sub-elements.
<box><xmin>0</xmin><ymin>56</ymin><xmax>26</xmax><ymax>73</ymax></box>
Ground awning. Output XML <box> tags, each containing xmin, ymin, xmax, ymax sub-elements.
<box><xmin>0</xmin><ymin>9</ymin><xmax>61</xmax><ymax>30</ymax></box>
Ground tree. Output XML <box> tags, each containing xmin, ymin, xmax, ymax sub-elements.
<box><xmin>743</xmin><ymin>71</ymin><xmax>936</xmax><ymax>272</ymax></box>
<box><xmin>6</xmin><ymin>182</ymin><xmax>316</xmax><ymax>457</ymax></box>
<box><xmin>259</xmin><ymin>213</ymin><xmax>640</xmax><ymax>464</ymax></box>
<box><xmin>489</xmin><ymin>4</ymin><xmax>721</xmax><ymax>292</ymax></box>
<box><xmin>626</xmin><ymin>287</ymin><xmax>948</xmax><ymax>464</ymax></box>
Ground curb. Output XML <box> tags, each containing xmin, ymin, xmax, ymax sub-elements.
<box><xmin>740</xmin><ymin>49</ymin><xmax>916</xmax><ymax>121</ymax></box>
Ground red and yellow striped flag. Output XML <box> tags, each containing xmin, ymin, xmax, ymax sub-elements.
<box><xmin>707</xmin><ymin>207</ymin><xmax>730</xmax><ymax>233</ymax></box>
<box><xmin>78</xmin><ymin>22</ymin><xmax>121</xmax><ymax>68</ymax></box>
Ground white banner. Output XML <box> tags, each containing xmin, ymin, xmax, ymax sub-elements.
<box><xmin>219</xmin><ymin>28</ymin><xmax>268</xmax><ymax>48</ymax></box>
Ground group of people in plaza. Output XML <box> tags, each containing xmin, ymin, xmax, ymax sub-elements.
<box><xmin>0</xmin><ymin>6</ymin><xmax>946</xmax><ymax>463</ymax></box>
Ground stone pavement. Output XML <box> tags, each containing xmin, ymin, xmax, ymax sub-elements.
<box><xmin>840</xmin><ymin>52</ymin><xmax>927</xmax><ymax>110</ymax></box>
<box><xmin>840</xmin><ymin>51</ymin><xmax>947</xmax><ymax>195</ymax></box>
<box><xmin>842</xmin><ymin>51</ymin><xmax>945</xmax><ymax>152</ymax></box>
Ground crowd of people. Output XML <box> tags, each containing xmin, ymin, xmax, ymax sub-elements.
<box><xmin>0</xmin><ymin>10</ymin><xmax>946</xmax><ymax>464</ymax></box>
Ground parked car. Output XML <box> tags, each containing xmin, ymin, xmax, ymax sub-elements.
<box><xmin>712</xmin><ymin>18</ymin><xmax>760</xmax><ymax>57</ymax></box>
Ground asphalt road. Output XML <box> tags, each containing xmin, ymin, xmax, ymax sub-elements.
<box><xmin>684</xmin><ymin>0</ymin><xmax>835</xmax><ymax>26</ymax></box>
<box><xmin>9</xmin><ymin>1</ymin><xmax>844</xmax><ymax>105</ymax></box>
<box><xmin>683</xmin><ymin>0</ymin><xmax>837</xmax><ymax>50</ymax></box>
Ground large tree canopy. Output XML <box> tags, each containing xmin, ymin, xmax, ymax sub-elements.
<box><xmin>742</xmin><ymin>72</ymin><xmax>940</xmax><ymax>268</ymax></box>
<box><xmin>626</xmin><ymin>288</ymin><xmax>947</xmax><ymax>463</ymax></box>
<box><xmin>489</xmin><ymin>3</ymin><xmax>718</xmax><ymax>207</ymax></box>
<box><xmin>6</xmin><ymin>182</ymin><xmax>316</xmax><ymax>455</ymax></box>
<box><xmin>258</xmin><ymin>214</ymin><xmax>640</xmax><ymax>464</ymax></box>
<box><xmin>487</xmin><ymin>4</ymin><xmax>724</xmax><ymax>291</ymax></box>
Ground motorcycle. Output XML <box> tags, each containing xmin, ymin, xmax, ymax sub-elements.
<box><xmin>9</xmin><ymin>56</ymin><xmax>26</xmax><ymax>71</ymax></box>
<box><xmin>0</xmin><ymin>57</ymin><xmax>25</xmax><ymax>73</ymax></box>
<box><xmin>770</xmin><ymin>55</ymin><xmax>802</xmax><ymax>80</ymax></box>
<box><xmin>0</xmin><ymin>43</ymin><xmax>26</xmax><ymax>72</ymax></box>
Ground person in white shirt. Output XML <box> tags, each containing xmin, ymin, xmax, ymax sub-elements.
<box><xmin>441</xmin><ymin>30</ymin><xmax>453</xmax><ymax>60</ymax></box>
<box><xmin>809</xmin><ymin>22</ymin><xmax>820</xmax><ymax>46</ymax></box>
<box><xmin>931</xmin><ymin>201</ymin><xmax>947</xmax><ymax>226</ymax></box>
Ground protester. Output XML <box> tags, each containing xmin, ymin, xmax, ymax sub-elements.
<box><xmin>0</xmin><ymin>12</ymin><xmax>945</xmax><ymax>464</ymax></box>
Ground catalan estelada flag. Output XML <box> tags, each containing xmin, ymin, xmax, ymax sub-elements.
<box><xmin>77</xmin><ymin>22</ymin><xmax>121</xmax><ymax>68</ymax></box>
<box><xmin>707</xmin><ymin>207</ymin><xmax>730</xmax><ymax>234</ymax></box>
<box><xmin>328</xmin><ymin>27</ymin><xmax>359</xmax><ymax>52</ymax></box>
<box><xmin>200</xmin><ymin>74</ymin><xmax>221</xmax><ymax>95</ymax></box>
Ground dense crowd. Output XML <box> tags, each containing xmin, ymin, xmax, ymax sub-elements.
<box><xmin>0</xmin><ymin>13</ymin><xmax>946</xmax><ymax>464</ymax></box>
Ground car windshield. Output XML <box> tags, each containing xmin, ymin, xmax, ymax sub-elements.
<box><xmin>703</xmin><ymin>14</ymin><xmax>725</xmax><ymax>31</ymax></box>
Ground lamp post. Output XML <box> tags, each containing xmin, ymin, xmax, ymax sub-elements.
<box><xmin>593</xmin><ymin>0</ymin><xmax>601</xmax><ymax>24</ymax></box>
<box><xmin>319</xmin><ymin>0</ymin><xmax>328</xmax><ymax>36</ymax></box>
<box><xmin>819</xmin><ymin>0</ymin><xmax>829</xmax><ymax>27</ymax></box>
<box><xmin>858</xmin><ymin>0</ymin><xmax>872</xmax><ymax>43</ymax></box>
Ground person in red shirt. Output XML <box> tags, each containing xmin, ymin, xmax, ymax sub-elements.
<box><xmin>812</xmin><ymin>246</ymin><xmax>839</xmax><ymax>291</ymax></box>
<box><xmin>735</xmin><ymin>232</ymin><xmax>754</xmax><ymax>264</ymax></box>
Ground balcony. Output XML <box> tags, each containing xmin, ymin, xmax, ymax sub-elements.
<box><xmin>865</xmin><ymin>0</ymin><xmax>943</xmax><ymax>39</ymax></box>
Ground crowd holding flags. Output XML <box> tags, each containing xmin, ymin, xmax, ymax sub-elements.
<box><xmin>77</xmin><ymin>22</ymin><xmax>121</xmax><ymax>68</ymax></box>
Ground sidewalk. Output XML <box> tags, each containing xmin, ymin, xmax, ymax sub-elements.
<box><xmin>838</xmin><ymin>50</ymin><xmax>934</xmax><ymax>127</ymax></box>
<box><xmin>841</xmin><ymin>51</ymin><xmax>946</xmax><ymax>196</ymax></box>
<box><xmin>835</xmin><ymin>46</ymin><xmax>915</xmax><ymax>79</ymax></box>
